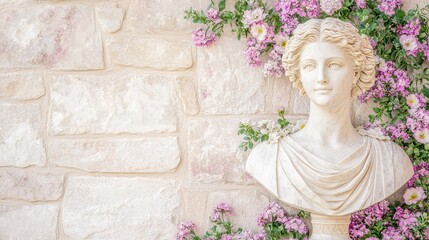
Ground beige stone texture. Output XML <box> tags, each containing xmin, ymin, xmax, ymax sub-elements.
<box><xmin>0</xmin><ymin>103</ymin><xmax>46</xmax><ymax>167</ymax></box>
<box><xmin>0</xmin><ymin>169</ymin><xmax>63</xmax><ymax>201</ymax></box>
<box><xmin>127</xmin><ymin>0</ymin><xmax>194</xmax><ymax>33</ymax></box>
<box><xmin>176</xmin><ymin>76</ymin><xmax>199</xmax><ymax>115</ymax></box>
<box><xmin>48</xmin><ymin>73</ymin><xmax>179</xmax><ymax>135</ymax></box>
<box><xmin>0</xmin><ymin>205</ymin><xmax>58</xmax><ymax>240</ymax></box>
<box><xmin>187</xmin><ymin>118</ymin><xmax>254</xmax><ymax>184</ymax></box>
<box><xmin>49</xmin><ymin>137</ymin><xmax>180</xmax><ymax>172</ymax></box>
<box><xmin>106</xmin><ymin>37</ymin><xmax>193</xmax><ymax>70</ymax></box>
<box><xmin>0</xmin><ymin>73</ymin><xmax>45</xmax><ymax>100</ymax></box>
<box><xmin>271</xmin><ymin>76</ymin><xmax>292</xmax><ymax>113</ymax></box>
<box><xmin>351</xmin><ymin>99</ymin><xmax>379</xmax><ymax>127</ymax></box>
<box><xmin>0</xmin><ymin>0</ymin><xmax>30</xmax><ymax>8</ymax></box>
<box><xmin>0</xmin><ymin>5</ymin><xmax>104</xmax><ymax>70</ymax></box>
<box><xmin>96</xmin><ymin>3</ymin><xmax>125</xmax><ymax>33</ymax></box>
<box><xmin>197</xmin><ymin>38</ymin><xmax>267</xmax><ymax>114</ymax></box>
<box><xmin>290</xmin><ymin>88</ymin><xmax>310</xmax><ymax>115</ymax></box>
<box><xmin>62</xmin><ymin>176</ymin><xmax>181</xmax><ymax>240</ymax></box>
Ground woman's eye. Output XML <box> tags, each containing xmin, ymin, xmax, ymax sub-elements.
<box><xmin>328</xmin><ymin>63</ymin><xmax>342</xmax><ymax>69</ymax></box>
<box><xmin>303</xmin><ymin>64</ymin><xmax>316</xmax><ymax>70</ymax></box>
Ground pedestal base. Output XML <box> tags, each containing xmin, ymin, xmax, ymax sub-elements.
<box><xmin>310</xmin><ymin>214</ymin><xmax>351</xmax><ymax>240</ymax></box>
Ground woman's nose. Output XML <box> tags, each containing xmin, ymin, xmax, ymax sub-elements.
<box><xmin>317</xmin><ymin>68</ymin><xmax>327</xmax><ymax>84</ymax></box>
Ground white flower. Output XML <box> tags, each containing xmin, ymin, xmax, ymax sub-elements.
<box><xmin>243</xmin><ymin>8</ymin><xmax>266</xmax><ymax>27</ymax></box>
<box><xmin>403</xmin><ymin>187</ymin><xmax>427</xmax><ymax>205</ymax></box>
<box><xmin>399</xmin><ymin>35</ymin><xmax>418</xmax><ymax>52</ymax></box>
<box><xmin>250</xmin><ymin>23</ymin><xmax>268</xmax><ymax>42</ymax></box>
<box><xmin>257</xmin><ymin>120</ymin><xmax>269</xmax><ymax>128</ymax></box>
<box><xmin>406</xmin><ymin>94</ymin><xmax>420</xmax><ymax>109</ymax></box>
<box><xmin>268</xmin><ymin>132</ymin><xmax>280</xmax><ymax>144</ymax></box>
<box><xmin>274</xmin><ymin>35</ymin><xmax>289</xmax><ymax>49</ymax></box>
<box><xmin>291</xmin><ymin>119</ymin><xmax>307</xmax><ymax>133</ymax></box>
<box><xmin>413</xmin><ymin>128</ymin><xmax>429</xmax><ymax>144</ymax></box>
<box><xmin>320</xmin><ymin>0</ymin><xmax>344</xmax><ymax>15</ymax></box>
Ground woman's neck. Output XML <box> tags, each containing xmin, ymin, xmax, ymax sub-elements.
<box><xmin>302</xmin><ymin>101</ymin><xmax>359</xmax><ymax>144</ymax></box>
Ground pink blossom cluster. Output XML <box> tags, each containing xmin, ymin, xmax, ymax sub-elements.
<box><xmin>392</xmin><ymin>207</ymin><xmax>418</xmax><ymax>239</ymax></box>
<box><xmin>407</xmin><ymin>161</ymin><xmax>429</xmax><ymax>188</ymax></box>
<box><xmin>245</xmin><ymin>38</ymin><xmax>265</xmax><ymax>67</ymax></box>
<box><xmin>384</xmin><ymin>122</ymin><xmax>410</xmax><ymax>142</ymax></box>
<box><xmin>263</xmin><ymin>45</ymin><xmax>285</xmax><ymax>77</ymax></box>
<box><xmin>274</xmin><ymin>0</ymin><xmax>318</xmax><ymax>35</ymax></box>
<box><xmin>211</xmin><ymin>202</ymin><xmax>233</xmax><ymax>221</ymax></box>
<box><xmin>355</xmin><ymin>0</ymin><xmax>366</xmax><ymax>9</ymax></box>
<box><xmin>359</xmin><ymin>61</ymin><xmax>410</xmax><ymax>102</ymax></box>
<box><xmin>206</xmin><ymin>8</ymin><xmax>221</xmax><ymax>23</ymax></box>
<box><xmin>320</xmin><ymin>0</ymin><xmax>343</xmax><ymax>15</ymax></box>
<box><xmin>381</xmin><ymin>226</ymin><xmax>404</xmax><ymax>239</ymax></box>
<box><xmin>377</xmin><ymin>0</ymin><xmax>403</xmax><ymax>16</ymax></box>
<box><xmin>175</xmin><ymin>221</ymin><xmax>196</xmax><ymax>240</ymax></box>
<box><xmin>398</xmin><ymin>19</ymin><xmax>421</xmax><ymax>37</ymax></box>
<box><xmin>349</xmin><ymin>200</ymin><xmax>390</xmax><ymax>239</ymax></box>
<box><xmin>192</xmin><ymin>28</ymin><xmax>218</xmax><ymax>47</ymax></box>
<box><xmin>278</xmin><ymin>216</ymin><xmax>309</xmax><ymax>235</ymax></box>
<box><xmin>257</xmin><ymin>202</ymin><xmax>309</xmax><ymax>237</ymax></box>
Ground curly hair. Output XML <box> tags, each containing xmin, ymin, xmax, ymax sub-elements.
<box><xmin>282</xmin><ymin>18</ymin><xmax>376</xmax><ymax>98</ymax></box>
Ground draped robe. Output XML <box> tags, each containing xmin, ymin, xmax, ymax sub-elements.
<box><xmin>245</xmin><ymin>134</ymin><xmax>414</xmax><ymax>215</ymax></box>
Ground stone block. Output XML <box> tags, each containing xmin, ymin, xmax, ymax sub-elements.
<box><xmin>187</xmin><ymin>118</ymin><xmax>254</xmax><ymax>184</ymax></box>
<box><xmin>0</xmin><ymin>169</ymin><xmax>63</xmax><ymax>201</ymax></box>
<box><xmin>96</xmin><ymin>3</ymin><xmax>125</xmax><ymax>33</ymax></box>
<box><xmin>271</xmin><ymin>76</ymin><xmax>292</xmax><ymax>113</ymax></box>
<box><xmin>62</xmin><ymin>176</ymin><xmax>181</xmax><ymax>239</ymax></box>
<box><xmin>49</xmin><ymin>137</ymin><xmax>180</xmax><ymax>172</ymax></box>
<box><xmin>197</xmin><ymin>38</ymin><xmax>267</xmax><ymax>114</ymax></box>
<box><xmin>0</xmin><ymin>205</ymin><xmax>58</xmax><ymax>240</ymax></box>
<box><xmin>0</xmin><ymin>73</ymin><xmax>45</xmax><ymax>100</ymax></box>
<box><xmin>176</xmin><ymin>76</ymin><xmax>199</xmax><ymax>115</ymax></box>
<box><xmin>127</xmin><ymin>0</ymin><xmax>194</xmax><ymax>33</ymax></box>
<box><xmin>48</xmin><ymin>74</ymin><xmax>178</xmax><ymax>134</ymax></box>
<box><xmin>106</xmin><ymin>37</ymin><xmax>192</xmax><ymax>70</ymax></box>
<box><xmin>0</xmin><ymin>103</ymin><xmax>46</xmax><ymax>167</ymax></box>
<box><xmin>0</xmin><ymin>5</ymin><xmax>104</xmax><ymax>70</ymax></box>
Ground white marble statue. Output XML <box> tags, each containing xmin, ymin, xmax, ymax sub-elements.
<box><xmin>245</xmin><ymin>18</ymin><xmax>414</xmax><ymax>239</ymax></box>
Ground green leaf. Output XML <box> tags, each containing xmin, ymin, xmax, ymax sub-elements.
<box><xmin>218</xmin><ymin>0</ymin><xmax>226</xmax><ymax>11</ymax></box>
<box><xmin>373</xmin><ymin>107</ymin><xmax>381</xmax><ymax>113</ymax></box>
<box><xmin>423</xmin><ymin>87</ymin><xmax>429</xmax><ymax>98</ymax></box>
<box><xmin>249</xmin><ymin>141</ymin><xmax>254</xmax><ymax>149</ymax></box>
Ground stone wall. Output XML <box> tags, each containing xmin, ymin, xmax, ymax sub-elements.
<box><xmin>0</xmin><ymin>0</ymin><xmax>426</xmax><ymax>239</ymax></box>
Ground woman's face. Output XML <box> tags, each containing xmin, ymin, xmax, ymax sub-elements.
<box><xmin>299</xmin><ymin>41</ymin><xmax>355</xmax><ymax>108</ymax></box>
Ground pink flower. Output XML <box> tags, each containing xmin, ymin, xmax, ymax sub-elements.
<box><xmin>250</xmin><ymin>22</ymin><xmax>270</xmax><ymax>42</ymax></box>
<box><xmin>403</xmin><ymin>187</ymin><xmax>427</xmax><ymax>205</ymax></box>
<box><xmin>377</xmin><ymin>0</ymin><xmax>403</xmax><ymax>16</ymax></box>
<box><xmin>413</xmin><ymin>128</ymin><xmax>429</xmax><ymax>144</ymax></box>
<box><xmin>399</xmin><ymin>35</ymin><xmax>419</xmax><ymax>56</ymax></box>
<box><xmin>320</xmin><ymin>0</ymin><xmax>343</xmax><ymax>15</ymax></box>
<box><xmin>206</xmin><ymin>8</ymin><xmax>221</xmax><ymax>22</ymax></box>
<box><xmin>175</xmin><ymin>221</ymin><xmax>196</xmax><ymax>240</ymax></box>
<box><xmin>210</xmin><ymin>202</ymin><xmax>233</xmax><ymax>221</ymax></box>
<box><xmin>406</xmin><ymin>94</ymin><xmax>420</xmax><ymax>108</ymax></box>
<box><xmin>356</xmin><ymin>0</ymin><xmax>367</xmax><ymax>8</ymax></box>
<box><xmin>192</xmin><ymin>28</ymin><xmax>217</xmax><ymax>47</ymax></box>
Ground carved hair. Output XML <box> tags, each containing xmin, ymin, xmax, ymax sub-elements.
<box><xmin>282</xmin><ymin>18</ymin><xmax>376</xmax><ymax>98</ymax></box>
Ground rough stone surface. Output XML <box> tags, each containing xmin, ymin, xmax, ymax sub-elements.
<box><xmin>206</xmin><ymin>190</ymin><xmax>270</xmax><ymax>232</ymax></box>
<box><xmin>0</xmin><ymin>103</ymin><xmax>46</xmax><ymax>167</ymax></box>
<box><xmin>290</xmin><ymin>88</ymin><xmax>310</xmax><ymax>115</ymax></box>
<box><xmin>351</xmin><ymin>99</ymin><xmax>379</xmax><ymax>127</ymax></box>
<box><xmin>176</xmin><ymin>76</ymin><xmax>199</xmax><ymax>115</ymax></box>
<box><xmin>187</xmin><ymin>118</ymin><xmax>254</xmax><ymax>184</ymax></box>
<box><xmin>127</xmin><ymin>0</ymin><xmax>194</xmax><ymax>33</ymax></box>
<box><xmin>197</xmin><ymin>38</ymin><xmax>267</xmax><ymax>114</ymax></box>
<box><xmin>0</xmin><ymin>169</ymin><xmax>63</xmax><ymax>201</ymax></box>
<box><xmin>0</xmin><ymin>73</ymin><xmax>45</xmax><ymax>100</ymax></box>
<box><xmin>402</xmin><ymin>0</ymin><xmax>426</xmax><ymax>11</ymax></box>
<box><xmin>49</xmin><ymin>137</ymin><xmax>180</xmax><ymax>172</ymax></box>
<box><xmin>0</xmin><ymin>5</ymin><xmax>104</xmax><ymax>70</ymax></box>
<box><xmin>183</xmin><ymin>190</ymin><xmax>208</xmax><ymax>233</ymax></box>
<box><xmin>271</xmin><ymin>77</ymin><xmax>292</xmax><ymax>113</ymax></box>
<box><xmin>0</xmin><ymin>205</ymin><xmax>58</xmax><ymax>240</ymax></box>
<box><xmin>48</xmin><ymin>74</ymin><xmax>178</xmax><ymax>134</ymax></box>
<box><xmin>107</xmin><ymin>37</ymin><xmax>192</xmax><ymax>70</ymax></box>
<box><xmin>0</xmin><ymin>0</ymin><xmax>30</xmax><ymax>8</ymax></box>
<box><xmin>96</xmin><ymin>3</ymin><xmax>125</xmax><ymax>33</ymax></box>
<box><xmin>62</xmin><ymin>176</ymin><xmax>181</xmax><ymax>240</ymax></box>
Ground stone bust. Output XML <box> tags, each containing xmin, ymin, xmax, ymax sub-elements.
<box><xmin>245</xmin><ymin>18</ymin><xmax>414</xmax><ymax>238</ymax></box>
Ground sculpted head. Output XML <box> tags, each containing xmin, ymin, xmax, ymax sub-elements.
<box><xmin>282</xmin><ymin>18</ymin><xmax>376</xmax><ymax>99</ymax></box>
